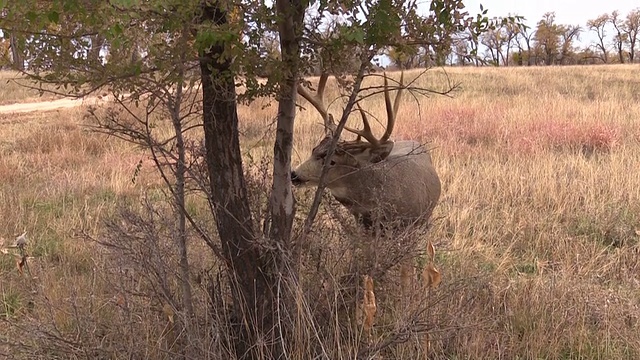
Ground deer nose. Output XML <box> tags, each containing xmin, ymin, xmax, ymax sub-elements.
<box><xmin>291</xmin><ymin>171</ymin><xmax>302</xmax><ymax>185</ymax></box>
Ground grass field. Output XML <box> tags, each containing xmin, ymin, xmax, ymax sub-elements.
<box><xmin>0</xmin><ymin>71</ymin><xmax>67</xmax><ymax>105</ymax></box>
<box><xmin>1</xmin><ymin>64</ymin><xmax>640</xmax><ymax>359</ymax></box>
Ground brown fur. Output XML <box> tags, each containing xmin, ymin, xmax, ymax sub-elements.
<box><xmin>293</xmin><ymin>72</ymin><xmax>440</xmax><ymax>229</ymax></box>
<box><xmin>292</xmin><ymin>137</ymin><xmax>441</xmax><ymax>228</ymax></box>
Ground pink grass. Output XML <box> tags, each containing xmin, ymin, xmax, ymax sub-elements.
<box><xmin>396</xmin><ymin>104</ymin><xmax>621</xmax><ymax>155</ymax></box>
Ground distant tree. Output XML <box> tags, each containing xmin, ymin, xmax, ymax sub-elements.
<box><xmin>481</xmin><ymin>25</ymin><xmax>503</xmax><ymax>65</ymax></box>
<box><xmin>1</xmin><ymin>9</ymin><xmax>25</xmax><ymax>70</ymax></box>
<box><xmin>534</xmin><ymin>12</ymin><xmax>563</xmax><ymax>65</ymax></box>
<box><xmin>515</xmin><ymin>26</ymin><xmax>536</xmax><ymax>65</ymax></box>
<box><xmin>468</xmin><ymin>14</ymin><xmax>526</xmax><ymax>66</ymax></box>
<box><xmin>559</xmin><ymin>25</ymin><xmax>582</xmax><ymax>64</ymax></box>
<box><xmin>455</xmin><ymin>28</ymin><xmax>481</xmax><ymax>66</ymax></box>
<box><xmin>575</xmin><ymin>47</ymin><xmax>603</xmax><ymax>65</ymax></box>
<box><xmin>624</xmin><ymin>8</ymin><xmax>640</xmax><ymax>62</ymax></box>
<box><xmin>502</xmin><ymin>18</ymin><xmax>523</xmax><ymax>66</ymax></box>
<box><xmin>610</xmin><ymin>10</ymin><xmax>628</xmax><ymax>63</ymax></box>
<box><xmin>88</xmin><ymin>34</ymin><xmax>105</xmax><ymax>64</ymax></box>
<box><xmin>0</xmin><ymin>37</ymin><xmax>10</xmax><ymax>68</ymax></box>
<box><xmin>451</xmin><ymin>35</ymin><xmax>470</xmax><ymax>65</ymax></box>
<box><xmin>387</xmin><ymin>45</ymin><xmax>421</xmax><ymax>69</ymax></box>
<box><xmin>587</xmin><ymin>14</ymin><xmax>610</xmax><ymax>63</ymax></box>
<box><xmin>533</xmin><ymin>13</ymin><xmax>581</xmax><ymax>66</ymax></box>
<box><xmin>480</xmin><ymin>17</ymin><xmax>523</xmax><ymax>66</ymax></box>
<box><xmin>7</xmin><ymin>32</ymin><xmax>25</xmax><ymax>70</ymax></box>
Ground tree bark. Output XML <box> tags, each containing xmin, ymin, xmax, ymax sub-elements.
<box><xmin>611</xmin><ymin>15</ymin><xmax>626</xmax><ymax>64</ymax></box>
<box><xmin>627</xmin><ymin>31</ymin><xmax>637</xmax><ymax>63</ymax></box>
<box><xmin>198</xmin><ymin>3</ymin><xmax>285</xmax><ymax>359</ymax></box>
<box><xmin>617</xmin><ymin>41</ymin><xmax>625</xmax><ymax>63</ymax></box>
<box><xmin>9</xmin><ymin>33</ymin><xmax>24</xmax><ymax>71</ymax></box>
<box><xmin>170</xmin><ymin>42</ymin><xmax>195</xmax><ymax>333</ymax></box>
<box><xmin>89</xmin><ymin>34</ymin><xmax>104</xmax><ymax>64</ymax></box>
<box><xmin>269</xmin><ymin>0</ymin><xmax>305</xmax><ymax>261</ymax></box>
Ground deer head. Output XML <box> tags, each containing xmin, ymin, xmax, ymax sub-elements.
<box><xmin>292</xmin><ymin>72</ymin><xmax>441</xmax><ymax>229</ymax></box>
<box><xmin>292</xmin><ymin>72</ymin><xmax>404</xmax><ymax>185</ymax></box>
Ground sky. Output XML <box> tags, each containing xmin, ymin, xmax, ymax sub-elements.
<box><xmin>413</xmin><ymin>0</ymin><xmax>639</xmax><ymax>49</ymax></box>
<box><xmin>462</xmin><ymin>0</ymin><xmax>638</xmax><ymax>26</ymax></box>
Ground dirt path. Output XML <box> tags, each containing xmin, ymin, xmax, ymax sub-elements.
<box><xmin>0</xmin><ymin>96</ymin><xmax>106</xmax><ymax>114</ymax></box>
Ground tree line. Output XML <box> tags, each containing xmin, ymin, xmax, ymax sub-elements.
<box><xmin>5</xmin><ymin>8</ymin><xmax>640</xmax><ymax>72</ymax></box>
<box><xmin>388</xmin><ymin>8</ymin><xmax>640</xmax><ymax>67</ymax></box>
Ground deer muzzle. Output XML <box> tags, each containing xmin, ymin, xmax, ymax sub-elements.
<box><xmin>291</xmin><ymin>171</ymin><xmax>304</xmax><ymax>185</ymax></box>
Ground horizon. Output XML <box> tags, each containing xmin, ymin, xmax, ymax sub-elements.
<box><xmin>459</xmin><ymin>0</ymin><xmax>640</xmax><ymax>47</ymax></box>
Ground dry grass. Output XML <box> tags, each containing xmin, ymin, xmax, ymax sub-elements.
<box><xmin>0</xmin><ymin>71</ymin><xmax>67</xmax><ymax>105</ymax></box>
<box><xmin>1</xmin><ymin>64</ymin><xmax>640</xmax><ymax>359</ymax></box>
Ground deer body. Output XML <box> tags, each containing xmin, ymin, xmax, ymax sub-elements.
<box><xmin>292</xmin><ymin>73</ymin><xmax>441</xmax><ymax>229</ymax></box>
<box><xmin>292</xmin><ymin>139</ymin><xmax>440</xmax><ymax>228</ymax></box>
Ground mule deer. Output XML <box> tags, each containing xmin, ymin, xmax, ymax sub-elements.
<box><xmin>292</xmin><ymin>73</ymin><xmax>441</xmax><ymax>229</ymax></box>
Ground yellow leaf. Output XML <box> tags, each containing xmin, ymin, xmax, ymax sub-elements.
<box><xmin>16</xmin><ymin>254</ymin><xmax>28</xmax><ymax>273</ymax></box>
<box><xmin>423</xmin><ymin>264</ymin><xmax>442</xmax><ymax>288</ymax></box>
<box><xmin>114</xmin><ymin>294</ymin><xmax>126</xmax><ymax>307</ymax></box>
<box><xmin>422</xmin><ymin>332</ymin><xmax>431</xmax><ymax>354</ymax></box>
<box><xmin>16</xmin><ymin>256</ymin><xmax>26</xmax><ymax>275</ymax></box>
<box><xmin>426</xmin><ymin>241</ymin><xmax>436</xmax><ymax>263</ymax></box>
<box><xmin>400</xmin><ymin>262</ymin><xmax>414</xmax><ymax>295</ymax></box>
<box><xmin>362</xmin><ymin>275</ymin><xmax>377</xmax><ymax>335</ymax></box>
<box><xmin>162</xmin><ymin>303</ymin><xmax>175</xmax><ymax>324</ymax></box>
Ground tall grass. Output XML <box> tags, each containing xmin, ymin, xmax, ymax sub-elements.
<box><xmin>0</xmin><ymin>71</ymin><xmax>68</xmax><ymax>105</ymax></box>
<box><xmin>1</xmin><ymin>64</ymin><xmax>639</xmax><ymax>359</ymax></box>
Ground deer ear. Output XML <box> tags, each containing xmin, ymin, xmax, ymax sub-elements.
<box><xmin>368</xmin><ymin>142</ymin><xmax>394</xmax><ymax>163</ymax></box>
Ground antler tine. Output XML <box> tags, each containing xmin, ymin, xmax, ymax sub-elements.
<box><xmin>344</xmin><ymin>103</ymin><xmax>380</xmax><ymax>146</ymax></box>
<box><xmin>380</xmin><ymin>71</ymin><xmax>403</xmax><ymax>143</ymax></box>
<box><xmin>393</xmin><ymin>71</ymin><xmax>404</xmax><ymax>119</ymax></box>
<box><xmin>297</xmin><ymin>73</ymin><xmax>336</xmax><ymax>133</ymax></box>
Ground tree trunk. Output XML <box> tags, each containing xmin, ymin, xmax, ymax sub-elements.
<box><xmin>89</xmin><ymin>34</ymin><xmax>104</xmax><ymax>64</ymax></box>
<box><xmin>618</xmin><ymin>42</ymin><xmax>625</xmax><ymax>63</ymax></box>
<box><xmin>615</xmin><ymin>32</ymin><xmax>625</xmax><ymax>63</ymax></box>
<box><xmin>170</xmin><ymin>65</ymin><xmax>195</xmax><ymax>326</ymax></box>
<box><xmin>598</xmin><ymin>41</ymin><xmax>608</xmax><ymax>63</ymax></box>
<box><xmin>269</xmin><ymin>0</ymin><xmax>305</xmax><ymax>261</ymax></box>
<box><xmin>9</xmin><ymin>33</ymin><xmax>24</xmax><ymax>71</ymax></box>
<box><xmin>197</xmin><ymin>3</ymin><xmax>285</xmax><ymax>359</ymax></box>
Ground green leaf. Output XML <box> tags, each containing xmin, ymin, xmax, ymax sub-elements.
<box><xmin>111</xmin><ymin>0</ymin><xmax>138</xmax><ymax>7</ymax></box>
<box><xmin>438</xmin><ymin>8</ymin><xmax>452</xmax><ymax>25</ymax></box>
<box><xmin>113</xmin><ymin>23</ymin><xmax>123</xmax><ymax>35</ymax></box>
<box><xmin>344</xmin><ymin>27</ymin><xmax>365</xmax><ymax>44</ymax></box>
<box><xmin>26</xmin><ymin>11</ymin><xmax>38</xmax><ymax>22</ymax></box>
<box><xmin>63</xmin><ymin>0</ymin><xmax>77</xmax><ymax>12</ymax></box>
<box><xmin>47</xmin><ymin>11</ymin><xmax>60</xmax><ymax>24</ymax></box>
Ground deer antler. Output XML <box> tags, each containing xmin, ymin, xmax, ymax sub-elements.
<box><xmin>346</xmin><ymin>104</ymin><xmax>381</xmax><ymax>147</ymax></box>
<box><xmin>297</xmin><ymin>73</ymin><xmax>336</xmax><ymax>135</ymax></box>
<box><xmin>344</xmin><ymin>71</ymin><xmax>404</xmax><ymax>146</ymax></box>
<box><xmin>381</xmin><ymin>71</ymin><xmax>403</xmax><ymax>142</ymax></box>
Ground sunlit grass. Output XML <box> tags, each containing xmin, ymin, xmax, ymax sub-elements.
<box><xmin>0</xmin><ymin>71</ymin><xmax>67</xmax><ymax>105</ymax></box>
